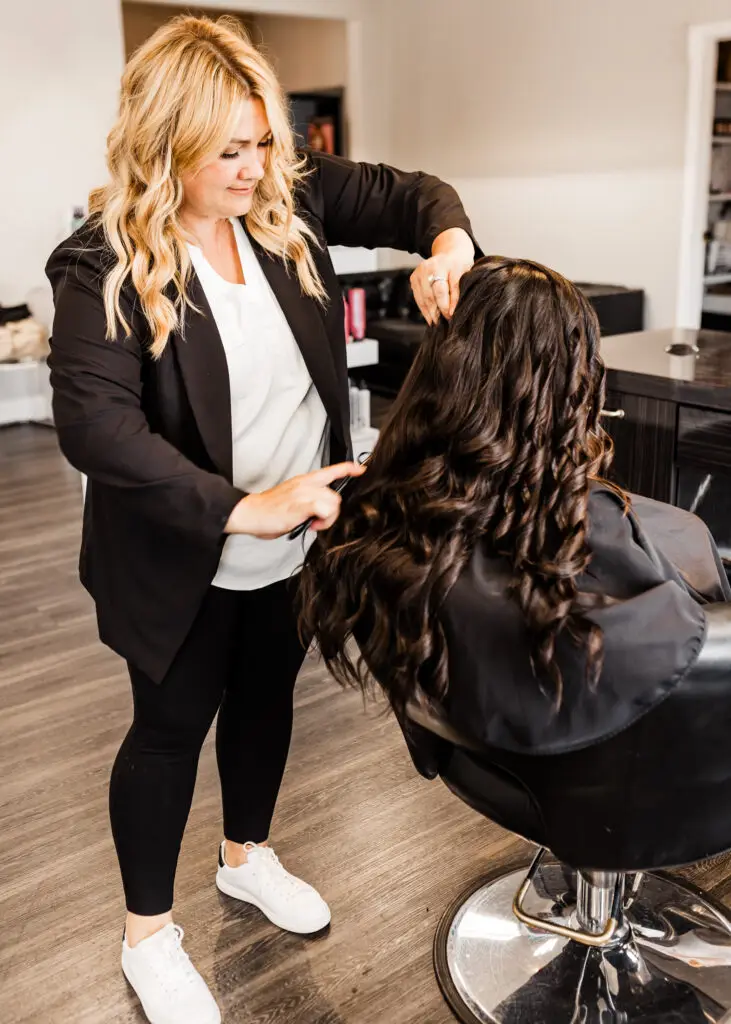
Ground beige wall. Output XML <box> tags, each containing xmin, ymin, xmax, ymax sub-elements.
<box><xmin>379</xmin><ymin>0</ymin><xmax>731</xmax><ymax>327</ymax></box>
<box><xmin>11</xmin><ymin>0</ymin><xmax>731</xmax><ymax>326</ymax></box>
<box><xmin>386</xmin><ymin>0</ymin><xmax>731</xmax><ymax>179</ymax></box>
<box><xmin>252</xmin><ymin>14</ymin><xmax>346</xmax><ymax>92</ymax></box>
<box><xmin>138</xmin><ymin>0</ymin><xmax>362</xmax><ymax>14</ymax></box>
<box><xmin>0</xmin><ymin>0</ymin><xmax>125</xmax><ymax>305</ymax></box>
<box><xmin>124</xmin><ymin>0</ymin><xmax>392</xmax><ymax>158</ymax></box>
<box><xmin>123</xmin><ymin>6</ymin><xmax>347</xmax><ymax>94</ymax></box>
<box><xmin>121</xmin><ymin>5</ymin><xmax>348</xmax><ymax>147</ymax></box>
<box><xmin>3</xmin><ymin>0</ymin><xmax>378</xmax><ymax>310</ymax></box>
<box><xmin>121</xmin><ymin>2</ymin><xmax>258</xmax><ymax>59</ymax></box>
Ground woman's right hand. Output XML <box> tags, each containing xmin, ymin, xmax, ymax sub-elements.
<box><xmin>224</xmin><ymin>461</ymin><xmax>366</xmax><ymax>540</ymax></box>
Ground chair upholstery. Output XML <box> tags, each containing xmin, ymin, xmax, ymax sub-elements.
<box><xmin>408</xmin><ymin>600</ymin><xmax>731</xmax><ymax>871</ymax></box>
<box><xmin>398</xmin><ymin>495</ymin><xmax>731</xmax><ymax>872</ymax></box>
<box><xmin>402</xmin><ymin>498</ymin><xmax>731</xmax><ymax>1023</ymax></box>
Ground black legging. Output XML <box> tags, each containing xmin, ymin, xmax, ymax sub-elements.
<box><xmin>109</xmin><ymin>579</ymin><xmax>307</xmax><ymax>916</ymax></box>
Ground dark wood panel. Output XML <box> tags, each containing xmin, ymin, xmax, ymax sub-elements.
<box><xmin>603</xmin><ymin>390</ymin><xmax>677</xmax><ymax>502</ymax></box>
<box><xmin>677</xmin><ymin>405</ymin><xmax>731</xmax><ymax>473</ymax></box>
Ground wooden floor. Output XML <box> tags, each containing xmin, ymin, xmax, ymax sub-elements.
<box><xmin>2</xmin><ymin>424</ymin><xmax>731</xmax><ymax>1024</ymax></box>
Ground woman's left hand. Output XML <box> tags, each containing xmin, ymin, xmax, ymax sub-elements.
<box><xmin>410</xmin><ymin>227</ymin><xmax>476</xmax><ymax>325</ymax></box>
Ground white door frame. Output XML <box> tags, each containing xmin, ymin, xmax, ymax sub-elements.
<box><xmin>677</xmin><ymin>19</ymin><xmax>731</xmax><ymax>328</ymax></box>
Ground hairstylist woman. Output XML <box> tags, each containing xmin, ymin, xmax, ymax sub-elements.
<box><xmin>45</xmin><ymin>14</ymin><xmax>477</xmax><ymax>1024</ymax></box>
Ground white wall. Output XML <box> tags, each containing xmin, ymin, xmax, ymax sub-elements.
<box><xmin>380</xmin><ymin>0</ymin><xmax>731</xmax><ymax>328</ymax></box>
<box><xmin>451</xmin><ymin>170</ymin><xmax>685</xmax><ymax>329</ymax></box>
<box><xmin>1</xmin><ymin>0</ymin><xmax>393</xmax><ymax>310</ymax></box>
<box><xmin>16</xmin><ymin>0</ymin><xmax>726</xmax><ymax>326</ymax></box>
<box><xmin>1</xmin><ymin>1</ymin><xmax>125</xmax><ymax>309</ymax></box>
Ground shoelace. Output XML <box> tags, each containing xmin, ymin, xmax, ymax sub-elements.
<box><xmin>255</xmin><ymin>847</ymin><xmax>308</xmax><ymax>900</ymax></box>
<box><xmin>151</xmin><ymin>926</ymin><xmax>200</xmax><ymax>995</ymax></box>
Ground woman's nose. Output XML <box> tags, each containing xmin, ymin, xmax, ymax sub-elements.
<box><xmin>239</xmin><ymin>154</ymin><xmax>266</xmax><ymax>182</ymax></box>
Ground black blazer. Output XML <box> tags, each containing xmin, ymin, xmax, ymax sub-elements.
<box><xmin>46</xmin><ymin>150</ymin><xmax>480</xmax><ymax>683</ymax></box>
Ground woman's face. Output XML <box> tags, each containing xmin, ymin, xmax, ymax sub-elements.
<box><xmin>180</xmin><ymin>98</ymin><xmax>272</xmax><ymax>220</ymax></box>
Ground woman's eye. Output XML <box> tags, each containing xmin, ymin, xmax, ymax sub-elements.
<box><xmin>220</xmin><ymin>151</ymin><xmax>239</xmax><ymax>160</ymax></box>
<box><xmin>259</xmin><ymin>138</ymin><xmax>273</xmax><ymax>148</ymax></box>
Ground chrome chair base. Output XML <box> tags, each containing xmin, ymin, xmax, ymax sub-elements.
<box><xmin>434</xmin><ymin>859</ymin><xmax>731</xmax><ymax>1023</ymax></box>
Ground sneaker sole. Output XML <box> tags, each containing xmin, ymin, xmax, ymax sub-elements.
<box><xmin>215</xmin><ymin>871</ymin><xmax>331</xmax><ymax>936</ymax></box>
<box><xmin>121</xmin><ymin>960</ymin><xmax>222</xmax><ymax>1024</ymax></box>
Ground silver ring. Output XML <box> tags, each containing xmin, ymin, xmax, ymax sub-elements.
<box><xmin>427</xmin><ymin>274</ymin><xmax>447</xmax><ymax>284</ymax></box>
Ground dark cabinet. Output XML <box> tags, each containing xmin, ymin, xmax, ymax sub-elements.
<box><xmin>602</xmin><ymin>390</ymin><xmax>676</xmax><ymax>503</ymax></box>
<box><xmin>600</xmin><ymin>329</ymin><xmax>731</xmax><ymax>585</ymax></box>
<box><xmin>603</xmin><ymin>390</ymin><xmax>731</xmax><ymax>581</ymax></box>
<box><xmin>674</xmin><ymin>407</ymin><xmax>731</xmax><ymax>576</ymax></box>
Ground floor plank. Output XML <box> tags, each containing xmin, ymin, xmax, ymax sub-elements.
<box><xmin>1</xmin><ymin>423</ymin><xmax>730</xmax><ymax>1023</ymax></box>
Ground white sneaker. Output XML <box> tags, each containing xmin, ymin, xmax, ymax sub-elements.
<box><xmin>216</xmin><ymin>841</ymin><xmax>331</xmax><ymax>935</ymax></box>
<box><xmin>121</xmin><ymin>923</ymin><xmax>221</xmax><ymax>1024</ymax></box>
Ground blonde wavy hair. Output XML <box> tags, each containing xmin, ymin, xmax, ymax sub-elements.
<box><xmin>89</xmin><ymin>14</ymin><xmax>325</xmax><ymax>358</ymax></box>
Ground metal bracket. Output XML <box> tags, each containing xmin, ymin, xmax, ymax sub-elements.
<box><xmin>512</xmin><ymin>848</ymin><xmax>625</xmax><ymax>948</ymax></box>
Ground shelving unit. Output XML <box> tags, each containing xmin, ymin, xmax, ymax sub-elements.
<box><xmin>345</xmin><ymin>338</ymin><xmax>379</xmax><ymax>370</ymax></box>
<box><xmin>702</xmin><ymin>69</ymin><xmax>731</xmax><ymax>323</ymax></box>
<box><xmin>346</xmin><ymin>338</ymin><xmax>379</xmax><ymax>457</ymax></box>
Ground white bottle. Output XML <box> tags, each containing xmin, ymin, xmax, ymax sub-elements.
<box><xmin>358</xmin><ymin>386</ymin><xmax>371</xmax><ymax>430</ymax></box>
<box><xmin>349</xmin><ymin>383</ymin><xmax>360</xmax><ymax>430</ymax></box>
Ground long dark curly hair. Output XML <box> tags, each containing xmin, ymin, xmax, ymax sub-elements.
<box><xmin>298</xmin><ymin>256</ymin><xmax>618</xmax><ymax>719</ymax></box>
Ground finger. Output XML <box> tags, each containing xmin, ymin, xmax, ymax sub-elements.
<box><xmin>412</xmin><ymin>270</ymin><xmax>438</xmax><ymax>325</ymax></box>
<box><xmin>431</xmin><ymin>277</ymin><xmax>450</xmax><ymax>318</ymax></box>
<box><xmin>311</xmin><ymin>509</ymin><xmax>340</xmax><ymax>531</ymax></box>
<box><xmin>409</xmin><ymin>270</ymin><xmax>429</xmax><ymax>323</ymax></box>
<box><xmin>310</xmin><ymin>490</ymin><xmax>341</xmax><ymax>521</ymax></box>
<box><xmin>448</xmin><ymin>270</ymin><xmax>461</xmax><ymax>317</ymax></box>
<box><xmin>309</xmin><ymin>503</ymin><xmax>341</xmax><ymax>532</ymax></box>
<box><xmin>307</xmin><ymin>461</ymin><xmax>366</xmax><ymax>487</ymax></box>
<box><xmin>410</xmin><ymin>268</ymin><xmax>434</xmax><ymax>324</ymax></box>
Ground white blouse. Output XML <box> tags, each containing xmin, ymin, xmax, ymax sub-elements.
<box><xmin>187</xmin><ymin>218</ymin><xmax>328</xmax><ymax>591</ymax></box>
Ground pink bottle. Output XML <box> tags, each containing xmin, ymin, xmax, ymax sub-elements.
<box><xmin>343</xmin><ymin>296</ymin><xmax>352</xmax><ymax>343</ymax></box>
<box><xmin>348</xmin><ymin>288</ymin><xmax>367</xmax><ymax>340</ymax></box>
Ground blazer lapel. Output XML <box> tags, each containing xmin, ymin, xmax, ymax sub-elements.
<box><xmin>172</xmin><ymin>230</ymin><xmax>346</xmax><ymax>483</ymax></box>
<box><xmin>247</xmin><ymin>230</ymin><xmax>347</xmax><ymax>451</ymax></box>
<box><xmin>173</xmin><ymin>272</ymin><xmax>234</xmax><ymax>481</ymax></box>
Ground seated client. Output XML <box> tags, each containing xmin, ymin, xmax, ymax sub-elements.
<box><xmin>298</xmin><ymin>256</ymin><xmax>729</xmax><ymax>757</ymax></box>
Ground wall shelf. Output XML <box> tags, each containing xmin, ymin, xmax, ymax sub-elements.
<box><xmin>345</xmin><ymin>338</ymin><xmax>379</xmax><ymax>369</ymax></box>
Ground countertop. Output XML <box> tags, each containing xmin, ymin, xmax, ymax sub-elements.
<box><xmin>601</xmin><ymin>328</ymin><xmax>731</xmax><ymax>411</ymax></box>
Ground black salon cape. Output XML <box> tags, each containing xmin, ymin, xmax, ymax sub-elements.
<box><xmin>437</xmin><ymin>485</ymin><xmax>730</xmax><ymax>757</ymax></box>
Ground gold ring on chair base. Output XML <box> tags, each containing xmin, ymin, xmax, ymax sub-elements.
<box><xmin>433</xmin><ymin>854</ymin><xmax>731</xmax><ymax>1024</ymax></box>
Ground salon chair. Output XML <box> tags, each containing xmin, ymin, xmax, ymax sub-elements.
<box><xmin>402</xmin><ymin>498</ymin><xmax>731</xmax><ymax>1023</ymax></box>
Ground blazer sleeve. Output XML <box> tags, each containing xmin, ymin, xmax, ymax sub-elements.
<box><xmin>303</xmin><ymin>150</ymin><xmax>483</xmax><ymax>259</ymax></box>
<box><xmin>45</xmin><ymin>240</ymin><xmax>246</xmax><ymax>547</ymax></box>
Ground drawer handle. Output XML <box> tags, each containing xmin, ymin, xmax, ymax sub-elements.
<box><xmin>600</xmin><ymin>409</ymin><xmax>625</xmax><ymax>419</ymax></box>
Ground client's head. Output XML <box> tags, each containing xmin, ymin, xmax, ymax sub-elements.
<box><xmin>298</xmin><ymin>255</ymin><xmax>616</xmax><ymax>717</ymax></box>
